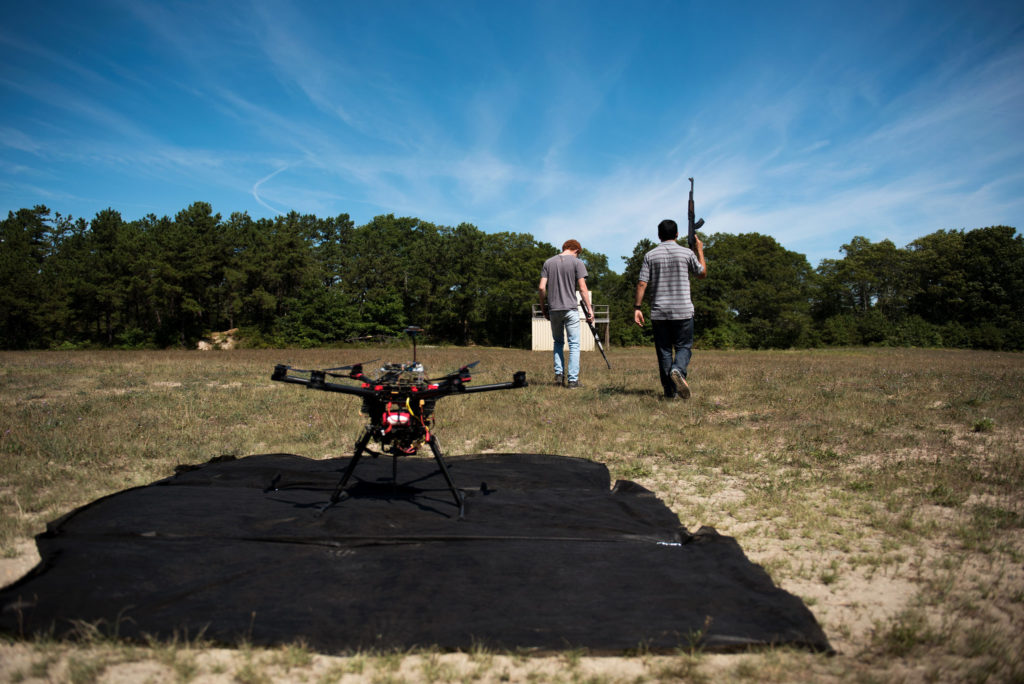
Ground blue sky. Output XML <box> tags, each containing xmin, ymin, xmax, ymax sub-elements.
<box><xmin>2</xmin><ymin>1</ymin><xmax>1022</xmax><ymax>273</ymax></box>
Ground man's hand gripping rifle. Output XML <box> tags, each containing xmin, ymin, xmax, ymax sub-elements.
<box><xmin>271</xmin><ymin>338</ymin><xmax>527</xmax><ymax>518</ymax></box>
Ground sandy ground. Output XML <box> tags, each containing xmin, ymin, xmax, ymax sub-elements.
<box><xmin>0</xmin><ymin>541</ymin><xmax>38</xmax><ymax>590</ymax></box>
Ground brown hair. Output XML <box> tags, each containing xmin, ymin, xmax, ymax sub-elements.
<box><xmin>562</xmin><ymin>239</ymin><xmax>582</xmax><ymax>253</ymax></box>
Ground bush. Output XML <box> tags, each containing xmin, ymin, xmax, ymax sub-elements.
<box><xmin>970</xmin><ymin>323</ymin><xmax>1007</xmax><ymax>350</ymax></box>
<box><xmin>819</xmin><ymin>314</ymin><xmax>861</xmax><ymax>346</ymax></box>
<box><xmin>889</xmin><ymin>316</ymin><xmax>943</xmax><ymax>348</ymax></box>
<box><xmin>699</xmin><ymin>320</ymin><xmax>750</xmax><ymax>349</ymax></box>
<box><xmin>940</xmin><ymin>322</ymin><xmax>971</xmax><ymax>348</ymax></box>
<box><xmin>857</xmin><ymin>309</ymin><xmax>893</xmax><ymax>345</ymax></box>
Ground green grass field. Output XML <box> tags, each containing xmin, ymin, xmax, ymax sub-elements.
<box><xmin>1</xmin><ymin>347</ymin><xmax>1022</xmax><ymax>682</ymax></box>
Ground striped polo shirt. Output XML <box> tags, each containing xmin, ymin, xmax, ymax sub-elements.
<box><xmin>638</xmin><ymin>240</ymin><xmax>704</xmax><ymax>320</ymax></box>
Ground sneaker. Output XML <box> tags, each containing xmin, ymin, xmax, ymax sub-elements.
<box><xmin>567</xmin><ymin>380</ymin><xmax>581</xmax><ymax>389</ymax></box>
<box><xmin>554</xmin><ymin>374</ymin><xmax>564</xmax><ymax>386</ymax></box>
<box><xmin>670</xmin><ymin>369</ymin><xmax>690</xmax><ymax>399</ymax></box>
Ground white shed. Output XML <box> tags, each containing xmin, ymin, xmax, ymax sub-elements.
<box><xmin>531</xmin><ymin>294</ymin><xmax>609</xmax><ymax>352</ymax></box>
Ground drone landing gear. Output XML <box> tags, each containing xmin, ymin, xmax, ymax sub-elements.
<box><xmin>328</xmin><ymin>430</ymin><xmax>465</xmax><ymax>518</ymax></box>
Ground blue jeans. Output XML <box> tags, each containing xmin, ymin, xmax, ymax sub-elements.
<box><xmin>549</xmin><ymin>309</ymin><xmax>581</xmax><ymax>382</ymax></box>
<box><xmin>652</xmin><ymin>318</ymin><xmax>694</xmax><ymax>397</ymax></box>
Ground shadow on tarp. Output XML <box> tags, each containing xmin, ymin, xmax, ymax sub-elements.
<box><xmin>0</xmin><ymin>453</ymin><xmax>832</xmax><ymax>654</ymax></box>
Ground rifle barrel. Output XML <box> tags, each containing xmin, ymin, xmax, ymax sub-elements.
<box><xmin>578</xmin><ymin>298</ymin><xmax>611</xmax><ymax>369</ymax></box>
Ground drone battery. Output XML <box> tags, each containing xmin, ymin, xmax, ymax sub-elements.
<box><xmin>385</xmin><ymin>411</ymin><xmax>412</xmax><ymax>427</ymax></box>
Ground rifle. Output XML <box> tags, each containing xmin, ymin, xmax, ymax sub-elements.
<box><xmin>687</xmin><ymin>177</ymin><xmax>705</xmax><ymax>251</ymax></box>
<box><xmin>578</xmin><ymin>296</ymin><xmax>611</xmax><ymax>369</ymax></box>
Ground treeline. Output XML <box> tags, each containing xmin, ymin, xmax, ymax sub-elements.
<box><xmin>1</xmin><ymin>203</ymin><xmax>1021</xmax><ymax>351</ymax></box>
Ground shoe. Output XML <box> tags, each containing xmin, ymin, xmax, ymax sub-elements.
<box><xmin>554</xmin><ymin>374</ymin><xmax>564</xmax><ymax>386</ymax></box>
<box><xmin>567</xmin><ymin>380</ymin><xmax>581</xmax><ymax>389</ymax></box>
<box><xmin>670</xmin><ymin>369</ymin><xmax>690</xmax><ymax>399</ymax></box>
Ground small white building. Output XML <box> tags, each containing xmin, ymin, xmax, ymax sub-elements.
<box><xmin>531</xmin><ymin>294</ymin><xmax>610</xmax><ymax>352</ymax></box>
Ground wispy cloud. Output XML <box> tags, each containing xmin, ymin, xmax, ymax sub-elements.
<box><xmin>251</xmin><ymin>166</ymin><xmax>290</xmax><ymax>215</ymax></box>
<box><xmin>0</xmin><ymin>126</ymin><xmax>42</xmax><ymax>154</ymax></box>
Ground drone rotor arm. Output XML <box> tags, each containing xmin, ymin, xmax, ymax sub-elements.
<box><xmin>272</xmin><ymin>364</ymin><xmax>317</xmax><ymax>382</ymax></box>
<box><xmin>460</xmin><ymin>379</ymin><xmax>524</xmax><ymax>394</ymax></box>
<box><xmin>306</xmin><ymin>378</ymin><xmax>379</xmax><ymax>398</ymax></box>
<box><xmin>271</xmin><ymin>366</ymin><xmax>379</xmax><ymax>398</ymax></box>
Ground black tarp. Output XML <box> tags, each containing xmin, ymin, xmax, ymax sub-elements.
<box><xmin>0</xmin><ymin>453</ymin><xmax>831</xmax><ymax>653</ymax></box>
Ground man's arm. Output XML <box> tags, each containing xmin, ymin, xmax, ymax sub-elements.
<box><xmin>577</xmin><ymin>278</ymin><xmax>594</xmax><ymax>323</ymax></box>
<box><xmin>633</xmin><ymin>281</ymin><xmax>648</xmax><ymax>326</ymax></box>
<box><xmin>537</xmin><ymin>276</ymin><xmax>549</xmax><ymax>320</ymax></box>
<box><xmin>694</xmin><ymin>236</ymin><xmax>707</xmax><ymax>279</ymax></box>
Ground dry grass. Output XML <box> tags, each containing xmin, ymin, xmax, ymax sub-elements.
<box><xmin>1</xmin><ymin>346</ymin><xmax>1023</xmax><ymax>682</ymax></box>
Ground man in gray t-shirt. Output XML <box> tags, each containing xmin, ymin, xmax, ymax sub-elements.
<box><xmin>634</xmin><ymin>220</ymin><xmax>707</xmax><ymax>399</ymax></box>
<box><xmin>538</xmin><ymin>239</ymin><xmax>593</xmax><ymax>388</ymax></box>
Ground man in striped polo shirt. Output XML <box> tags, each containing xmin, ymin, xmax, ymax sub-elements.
<box><xmin>633</xmin><ymin>220</ymin><xmax>707</xmax><ymax>399</ymax></box>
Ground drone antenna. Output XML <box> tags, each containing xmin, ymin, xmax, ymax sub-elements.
<box><xmin>405</xmin><ymin>326</ymin><xmax>424</xmax><ymax>363</ymax></box>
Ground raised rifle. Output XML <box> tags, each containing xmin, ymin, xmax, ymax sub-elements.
<box><xmin>578</xmin><ymin>296</ymin><xmax>611</xmax><ymax>369</ymax></box>
<box><xmin>687</xmin><ymin>177</ymin><xmax>705</xmax><ymax>251</ymax></box>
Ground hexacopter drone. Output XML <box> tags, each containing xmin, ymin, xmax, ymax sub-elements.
<box><xmin>271</xmin><ymin>327</ymin><xmax>528</xmax><ymax>517</ymax></box>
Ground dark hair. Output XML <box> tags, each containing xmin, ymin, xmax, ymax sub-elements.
<box><xmin>657</xmin><ymin>219</ymin><xmax>678</xmax><ymax>241</ymax></box>
<box><xmin>562</xmin><ymin>239</ymin><xmax>582</xmax><ymax>252</ymax></box>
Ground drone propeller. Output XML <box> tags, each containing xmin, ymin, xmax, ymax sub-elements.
<box><xmin>322</xmin><ymin>359</ymin><xmax>379</xmax><ymax>376</ymax></box>
<box><xmin>273</xmin><ymin>360</ymin><xmax>379</xmax><ymax>381</ymax></box>
<box><xmin>429</xmin><ymin>360</ymin><xmax>479</xmax><ymax>383</ymax></box>
<box><xmin>274</xmin><ymin>363</ymin><xmax>316</xmax><ymax>374</ymax></box>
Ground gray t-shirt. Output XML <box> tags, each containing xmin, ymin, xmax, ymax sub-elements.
<box><xmin>541</xmin><ymin>254</ymin><xmax>588</xmax><ymax>311</ymax></box>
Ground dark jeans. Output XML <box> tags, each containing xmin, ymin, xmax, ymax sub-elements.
<box><xmin>651</xmin><ymin>318</ymin><xmax>694</xmax><ymax>397</ymax></box>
